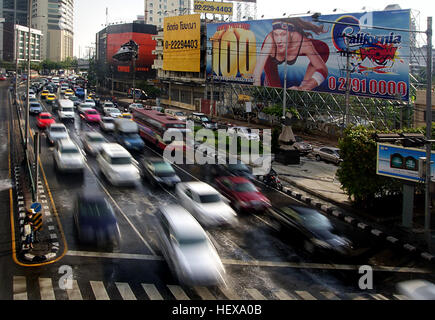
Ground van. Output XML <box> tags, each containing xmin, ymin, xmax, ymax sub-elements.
<box><xmin>58</xmin><ymin>99</ymin><xmax>75</xmax><ymax>122</ymax></box>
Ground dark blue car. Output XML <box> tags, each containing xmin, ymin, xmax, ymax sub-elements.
<box><xmin>73</xmin><ymin>193</ymin><xmax>120</xmax><ymax>247</ymax></box>
<box><xmin>75</xmin><ymin>88</ymin><xmax>85</xmax><ymax>99</ymax></box>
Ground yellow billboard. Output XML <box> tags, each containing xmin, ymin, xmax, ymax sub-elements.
<box><xmin>163</xmin><ymin>14</ymin><xmax>201</xmax><ymax>72</ymax></box>
<box><xmin>193</xmin><ymin>1</ymin><xmax>233</xmax><ymax>15</ymax></box>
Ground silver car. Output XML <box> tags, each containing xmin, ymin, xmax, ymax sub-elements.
<box><xmin>175</xmin><ymin>181</ymin><xmax>237</xmax><ymax>227</ymax></box>
<box><xmin>103</xmin><ymin>107</ymin><xmax>122</xmax><ymax>118</ymax></box>
<box><xmin>53</xmin><ymin>139</ymin><xmax>85</xmax><ymax>172</ymax></box>
<box><xmin>99</xmin><ymin>117</ymin><xmax>116</xmax><ymax>132</ymax></box>
<box><xmin>293</xmin><ymin>136</ymin><xmax>313</xmax><ymax>155</ymax></box>
<box><xmin>155</xmin><ymin>204</ymin><xmax>226</xmax><ymax>286</ymax></box>
<box><xmin>46</xmin><ymin>123</ymin><xmax>69</xmax><ymax>145</ymax></box>
<box><xmin>396</xmin><ymin>280</ymin><xmax>435</xmax><ymax>300</ymax></box>
<box><xmin>313</xmin><ymin>147</ymin><xmax>342</xmax><ymax>165</ymax></box>
<box><xmin>82</xmin><ymin>131</ymin><xmax>107</xmax><ymax>156</ymax></box>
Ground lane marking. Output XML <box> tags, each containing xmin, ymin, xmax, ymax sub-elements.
<box><xmin>142</xmin><ymin>283</ymin><xmax>163</xmax><ymax>300</ymax></box>
<box><xmin>246</xmin><ymin>288</ymin><xmax>267</xmax><ymax>300</ymax></box>
<box><xmin>295</xmin><ymin>290</ymin><xmax>317</xmax><ymax>300</ymax></box>
<box><xmin>273</xmin><ymin>289</ymin><xmax>297</xmax><ymax>300</ymax></box>
<box><xmin>321</xmin><ymin>291</ymin><xmax>341</xmax><ymax>300</ymax></box>
<box><xmin>90</xmin><ymin>281</ymin><xmax>110</xmax><ymax>300</ymax></box>
<box><xmin>219</xmin><ymin>286</ymin><xmax>241</xmax><ymax>300</ymax></box>
<box><xmin>393</xmin><ymin>294</ymin><xmax>408</xmax><ymax>300</ymax></box>
<box><xmin>370</xmin><ymin>293</ymin><xmax>389</xmax><ymax>300</ymax></box>
<box><xmin>167</xmin><ymin>285</ymin><xmax>190</xmax><ymax>300</ymax></box>
<box><xmin>194</xmin><ymin>286</ymin><xmax>216</xmax><ymax>300</ymax></box>
<box><xmin>39</xmin><ymin>278</ymin><xmax>55</xmax><ymax>300</ymax></box>
<box><xmin>115</xmin><ymin>282</ymin><xmax>137</xmax><ymax>300</ymax></box>
<box><xmin>66</xmin><ymin>280</ymin><xmax>83</xmax><ymax>300</ymax></box>
<box><xmin>13</xmin><ymin>276</ymin><xmax>27</xmax><ymax>300</ymax></box>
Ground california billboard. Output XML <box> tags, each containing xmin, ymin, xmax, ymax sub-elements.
<box><xmin>206</xmin><ymin>9</ymin><xmax>410</xmax><ymax>101</ymax></box>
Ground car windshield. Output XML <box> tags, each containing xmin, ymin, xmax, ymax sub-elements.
<box><xmin>198</xmin><ymin>193</ymin><xmax>221</xmax><ymax>204</ymax></box>
<box><xmin>40</xmin><ymin>115</ymin><xmax>52</xmax><ymax>119</ymax></box>
<box><xmin>62</xmin><ymin>108</ymin><xmax>73</xmax><ymax>112</ymax></box>
<box><xmin>79</xmin><ymin>199</ymin><xmax>113</xmax><ymax>218</ymax></box>
<box><xmin>153</xmin><ymin>162</ymin><xmax>175</xmax><ymax>177</ymax></box>
<box><xmin>234</xmin><ymin>182</ymin><xmax>257</xmax><ymax>193</ymax></box>
<box><xmin>167</xmin><ymin>124</ymin><xmax>186</xmax><ymax>129</ymax></box>
<box><xmin>89</xmin><ymin>135</ymin><xmax>104</xmax><ymax>142</ymax></box>
<box><xmin>200</xmin><ymin>117</ymin><xmax>210</xmax><ymax>122</ymax></box>
<box><xmin>61</xmin><ymin>147</ymin><xmax>79</xmax><ymax>154</ymax></box>
<box><xmin>30</xmin><ymin>104</ymin><xmax>40</xmax><ymax>108</ymax></box>
<box><xmin>69</xmin><ymin>96</ymin><xmax>78</xmax><ymax>101</ymax></box>
<box><xmin>285</xmin><ymin>206</ymin><xmax>333</xmax><ymax>230</ymax></box>
<box><xmin>87</xmin><ymin>110</ymin><xmax>98</xmax><ymax>115</ymax></box>
<box><xmin>175</xmin><ymin>112</ymin><xmax>184</xmax><ymax>116</ymax></box>
<box><xmin>108</xmin><ymin>108</ymin><xmax>119</xmax><ymax>113</ymax></box>
<box><xmin>110</xmin><ymin>156</ymin><xmax>131</xmax><ymax>165</ymax></box>
<box><xmin>50</xmin><ymin>127</ymin><xmax>66</xmax><ymax>132</ymax></box>
<box><xmin>176</xmin><ymin>231</ymin><xmax>207</xmax><ymax>246</ymax></box>
<box><xmin>103</xmin><ymin>118</ymin><xmax>114</xmax><ymax>123</ymax></box>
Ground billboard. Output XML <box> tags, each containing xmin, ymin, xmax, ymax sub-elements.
<box><xmin>376</xmin><ymin>143</ymin><xmax>434</xmax><ymax>183</ymax></box>
<box><xmin>206</xmin><ymin>9</ymin><xmax>410</xmax><ymax>101</ymax></box>
<box><xmin>194</xmin><ymin>0</ymin><xmax>233</xmax><ymax>16</ymax></box>
<box><xmin>163</xmin><ymin>14</ymin><xmax>201</xmax><ymax>72</ymax></box>
<box><xmin>107</xmin><ymin>32</ymin><xmax>156</xmax><ymax>73</ymax></box>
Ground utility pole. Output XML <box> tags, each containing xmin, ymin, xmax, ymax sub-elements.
<box><xmin>15</xmin><ymin>25</ymin><xmax>18</xmax><ymax>106</ymax></box>
<box><xmin>25</xmin><ymin>0</ymin><xmax>32</xmax><ymax>155</ymax></box>
<box><xmin>282</xmin><ymin>23</ymin><xmax>289</xmax><ymax>121</ymax></box>
<box><xmin>344</xmin><ymin>35</ymin><xmax>351</xmax><ymax>127</ymax></box>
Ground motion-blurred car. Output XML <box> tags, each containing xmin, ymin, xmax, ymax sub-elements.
<box><xmin>40</xmin><ymin>90</ymin><xmax>49</xmax><ymax>99</ymax></box>
<box><xmin>155</xmin><ymin>204</ymin><xmax>226</xmax><ymax>286</ymax></box>
<box><xmin>293</xmin><ymin>136</ymin><xmax>313</xmax><ymax>155</ymax></box>
<box><xmin>96</xmin><ymin>143</ymin><xmax>140</xmax><ymax>186</ymax></box>
<box><xmin>128</xmin><ymin>103</ymin><xmax>144</xmax><ymax>112</ymax></box>
<box><xmin>189</xmin><ymin>112</ymin><xmax>218</xmax><ymax>130</ymax></box>
<box><xmin>73</xmin><ymin>192</ymin><xmax>121</xmax><ymax>247</ymax></box>
<box><xmin>36</xmin><ymin>112</ymin><xmax>55</xmax><ymax>129</ymax></box>
<box><xmin>313</xmin><ymin>147</ymin><xmax>342</xmax><ymax>165</ymax></box>
<box><xmin>227</xmin><ymin>126</ymin><xmax>260</xmax><ymax>141</ymax></box>
<box><xmin>68</xmin><ymin>95</ymin><xmax>80</xmax><ymax>107</ymax></box>
<box><xmin>53</xmin><ymin>138</ymin><xmax>85</xmax><ymax>172</ymax></box>
<box><xmin>99</xmin><ymin>116</ymin><xmax>115</xmax><ymax>132</ymax></box>
<box><xmin>29</xmin><ymin>102</ymin><xmax>43</xmax><ymax>114</ymax></box>
<box><xmin>64</xmin><ymin>89</ymin><xmax>74</xmax><ymax>96</ymax></box>
<box><xmin>103</xmin><ymin>107</ymin><xmax>122</xmax><ymax>118</ymax></box>
<box><xmin>396</xmin><ymin>280</ymin><xmax>435</xmax><ymax>300</ymax></box>
<box><xmin>80</xmin><ymin>108</ymin><xmax>101</xmax><ymax>123</ymax></box>
<box><xmin>176</xmin><ymin>181</ymin><xmax>237</xmax><ymax>227</ymax></box>
<box><xmin>46</xmin><ymin>93</ymin><xmax>56</xmax><ymax>104</ymax></box>
<box><xmin>165</xmin><ymin>109</ymin><xmax>187</xmax><ymax>121</ymax></box>
<box><xmin>219</xmin><ymin>160</ymin><xmax>255</xmax><ymax>181</ymax></box>
<box><xmin>267</xmin><ymin>204</ymin><xmax>353</xmax><ymax>256</ymax></box>
<box><xmin>0</xmin><ymin>74</ymin><xmax>6</xmax><ymax>81</ymax></box>
<box><xmin>46</xmin><ymin>123</ymin><xmax>69</xmax><ymax>145</ymax></box>
<box><xmin>215</xmin><ymin>176</ymin><xmax>271</xmax><ymax>213</ymax></box>
<box><xmin>82</xmin><ymin>131</ymin><xmax>106</xmax><ymax>156</ymax></box>
<box><xmin>140</xmin><ymin>158</ymin><xmax>181</xmax><ymax>188</ymax></box>
<box><xmin>120</xmin><ymin>112</ymin><xmax>133</xmax><ymax>120</ymax></box>
<box><xmin>84</xmin><ymin>98</ymin><xmax>96</xmax><ymax>107</ymax></box>
<box><xmin>78</xmin><ymin>103</ymin><xmax>94</xmax><ymax>114</ymax></box>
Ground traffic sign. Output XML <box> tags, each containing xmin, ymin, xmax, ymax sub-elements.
<box><xmin>30</xmin><ymin>202</ymin><xmax>42</xmax><ymax>213</ymax></box>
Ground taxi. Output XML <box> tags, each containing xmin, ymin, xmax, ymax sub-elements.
<box><xmin>120</xmin><ymin>113</ymin><xmax>133</xmax><ymax>120</ymax></box>
<box><xmin>65</xmin><ymin>89</ymin><xmax>74</xmax><ymax>96</ymax></box>
<box><xmin>46</xmin><ymin>93</ymin><xmax>57</xmax><ymax>103</ymax></box>
<box><xmin>41</xmin><ymin>90</ymin><xmax>50</xmax><ymax>99</ymax></box>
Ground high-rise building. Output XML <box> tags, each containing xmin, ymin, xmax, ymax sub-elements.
<box><xmin>32</xmin><ymin>0</ymin><xmax>74</xmax><ymax>62</ymax></box>
<box><xmin>144</xmin><ymin>0</ymin><xmax>192</xmax><ymax>28</ymax></box>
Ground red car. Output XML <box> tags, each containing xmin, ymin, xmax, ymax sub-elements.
<box><xmin>0</xmin><ymin>75</ymin><xmax>7</xmax><ymax>81</ymax></box>
<box><xmin>80</xmin><ymin>108</ymin><xmax>101</xmax><ymax>122</ymax></box>
<box><xmin>215</xmin><ymin>176</ymin><xmax>271</xmax><ymax>212</ymax></box>
<box><xmin>36</xmin><ymin>112</ymin><xmax>55</xmax><ymax>129</ymax></box>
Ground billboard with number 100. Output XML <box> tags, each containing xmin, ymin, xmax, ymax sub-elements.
<box><xmin>207</xmin><ymin>9</ymin><xmax>410</xmax><ymax>101</ymax></box>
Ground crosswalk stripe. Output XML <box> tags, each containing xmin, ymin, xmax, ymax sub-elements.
<box><xmin>115</xmin><ymin>282</ymin><xmax>137</xmax><ymax>300</ymax></box>
<box><xmin>393</xmin><ymin>294</ymin><xmax>408</xmax><ymax>300</ymax></box>
<box><xmin>167</xmin><ymin>285</ymin><xmax>190</xmax><ymax>300</ymax></box>
<box><xmin>321</xmin><ymin>291</ymin><xmax>341</xmax><ymax>300</ymax></box>
<box><xmin>370</xmin><ymin>293</ymin><xmax>389</xmax><ymax>300</ymax></box>
<box><xmin>273</xmin><ymin>289</ymin><xmax>297</xmax><ymax>300</ymax></box>
<box><xmin>90</xmin><ymin>281</ymin><xmax>110</xmax><ymax>300</ymax></box>
<box><xmin>13</xmin><ymin>276</ymin><xmax>27</xmax><ymax>300</ymax></box>
<box><xmin>194</xmin><ymin>286</ymin><xmax>216</xmax><ymax>300</ymax></box>
<box><xmin>66</xmin><ymin>280</ymin><xmax>83</xmax><ymax>300</ymax></box>
<box><xmin>246</xmin><ymin>288</ymin><xmax>267</xmax><ymax>300</ymax></box>
<box><xmin>295</xmin><ymin>290</ymin><xmax>317</xmax><ymax>300</ymax></box>
<box><xmin>39</xmin><ymin>278</ymin><xmax>55</xmax><ymax>300</ymax></box>
<box><xmin>349</xmin><ymin>293</ymin><xmax>369</xmax><ymax>300</ymax></box>
<box><xmin>142</xmin><ymin>284</ymin><xmax>163</xmax><ymax>300</ymax></box>
<box><xmin>219</xmin><ymin>286</ymin><xmax>242</xmax><ymax>300</ymax></box>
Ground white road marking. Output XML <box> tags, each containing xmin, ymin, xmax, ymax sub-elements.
<box><xmin>295</xmin><ymin>290</ymin><xmax>317</xmax><ymax>300</ymax></box>
<box><xmin>90</xmin><ymin>281</ymin><xmax>110</xmax><ymax>300</ymax></box>
<box><xmin>167</xmin><ymin>285</ymin><xmax>190</xmax><ymax>300</ymax></box>
<box><xmin>142</xmin><ymin>283</ymin><xmax>163</xmax><ymax>300</ymax></box>
<box><xmin>273</xmin><ymin>289</ymin><xmax>297</xmax><ymax>300</ymax></box>
<box><xmin>194</xmin><ymin>286</ymin><xmax>216</xmax><ymax>300</ymax></box>
<box><xmin>66</xmin><ymin>280</ymin><xmax>83</xmax><ymax>300</ymax></box>
<box><xmin>39</xmin><ymin>278</ymin><xmax>55</xmax><ymax>300</ymax></box>
<box><xmin>246</xmin><ymin>288</ymin><xmax>267</xmax><ymax>300</ymax></box>
<box><xmin>370</xmin><ymin>293</ymin><xmax>389</xmax><ymax>300</ymax></box>
<box><xmin>321</xmin><ymin>291</ymin><xmax>341</xmax><ymax>300</ymax></box>
<box><xmin>393</xmin><ymin>294</ymin><xmax>408</xmax><ymax>300</ymax></box>
<box><xmin>219</xmin><ymin>286</ymin><xmax>241</xmax><ymax>300</ymax></box>
<box><xmin>13</xmin><ymin>276</ymin><xmax>27</xmax><ymax>300</ymax></box>
<box><xmin>115</xmin><ymin>282</ymin><xmax>137</xmax><ymax>300</ymax></box>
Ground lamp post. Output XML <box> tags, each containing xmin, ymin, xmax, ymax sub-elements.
<box><xmin>25</xmin><ymin>0</ymin><xmax>33</xmax><ymax>155</ymax></box>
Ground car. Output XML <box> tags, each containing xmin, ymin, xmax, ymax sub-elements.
<box><xmin>313</xmin><ymin>147</ymin><xmax>342</xmax><ymax>165</ymax></box>
<box><xmin>293</xmin><ymin>136</ymin><xmax>313</xmax><ymax>155</ymax></box>
<box><xmin>75</xmin><ymin>87</ymin><xmax>85</xmax><ymax>99</ymax></box>
<box><xmin>396</xmin><ymin>280</ymin><xmax>435</xmax><ymax>300</ymax></box>
<box><xmin>189</xmin><ymin>112</ymin><xmax>218</xmax><ymax>130</ymax></box>
<box><xmin>128</xmin><ymin>103</ymin><xmax>144</xmax><ymax>112</ymax></box>
<box><xmin>165</xmin><ymin>109</ymin><xmax>187</xmax><ymax>121</ymax></box>
<box><xmin>84</xmin><ymin>98</ymin><xmax>96</xmax><ymax>107</ymax></box>
<box><xmin>68</xmin><ymin>95</ymin><xmax>81</xmax><ymax>107</ymax></box>
<box><xmin>78</xmin><ymin>103</ymin><xmax>94</xmax><ymax>114</ymax></box>
<box><xmin>29</xmin><ymin>97</ymin><xmax>38</xmax><ymax>104</ymax></box>
<box><xmin>96</xmin><ymin>143</ymin><xmax>140</xmax><ymax>186</ymax></box>
<box><xmin>99</xmin><ymin>116</ymin><xmax>116</xmax><ymax>132</ymax></box>
<box><xmin>46</xmin><ymin>93</ymin><xmax>56</xmax><ymax>104</ymax></box>
<box><xmin>64</xmin><ymin>89</ymin><xmax>74</xmax><ymax>96</ymax></box>
<box><xmin>120</xmin><ymin>113</ymin><xmax>133</xmax><ymax>120</ymax></box>
<box><xmin>80</xmin><ymin>108</ymin><xmax>101</xmax><ymax>123</ymax></box>
<box><xmin>0</xmin><ymin>75</ymin><xmax>6</xmax><ymax>81</ymax></box>
<box><xmin>82</xmin><ymin>131</ymin><xmax>107</xmax><ymax>156</ymax></box>
<box><xmin>219</xmin><ymin>160</ymin><xmax>255</xmax><ymax>181</ymax></box>
<box><xmin>155</xmin><ymin>204</ymin><xmax>226</xmax><ymax>286</ymax></box>
<box><xmin>57</xmin><ymin>99</ymin><xmax>75</xmax><ymax>122</ymax></box>
<box><xmin>73</xmin><ymin>192</ymin><xmax>121</xmax><ymax>247</ymax></box>
<box><xmin>53</xmin><ymin>138</ymin><xmax>85</xmax><ymax>172</ymax></box>
<box><xmin>36</xmin><ymin>112</ymin><xmax>55</xmax><ymax>129</ymax></box>
<box><xmin>29</xmin><ymin>102</ymin><xmax>43</xmax><ymax>114</ymax></box>
<box><xmin>28</xmin><ymin>93</ymin><xmax>37</xmax><ymax>100</ymax></box>
<box><xmin>175</xmin><ymin>181</ymin><xmax>237</xmax><ymax>227</ymax></box>
<box><xmin>46</xmin><ymin>123</ymin><xmax>69</xmax><ymax>145</ymax></box>
<box><xmin>103</xmin><ymin>107</ymin><xmax>122</xmax><ymax>118</ymax></box>
<box><xmin>215</xmin><ymin>176</ymin><xmax>271</xmax><ymax>213</ymax></box>
<box><xmin>40</xmin><ymin>90</ymin><xmax>50</xmax><ymax>99</ymax></box>
<box><xmin>267</xmin><ymin>204</ymin><xmax>353</xmax><ymax>256</ymax></box>
<box><xmin>227</xmin><ymin>126</ymin><xmax>260</xmax><ymax>141</ymax></box>
<box><xmin>140</xmin><ymin>158</ymin><xmax>181</xmax><ymax>188</ymax></box>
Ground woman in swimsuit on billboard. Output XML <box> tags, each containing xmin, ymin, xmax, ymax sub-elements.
<box><xmin>253</xmin><ymin>18</ymin><xmax>329</xmax><ymax>90</ymax></box>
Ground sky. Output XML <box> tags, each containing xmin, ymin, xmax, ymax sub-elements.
<box><xmin>73</xmin><ymin>0</ymin><xmax>434</xmax><ymax>59</ymax></box>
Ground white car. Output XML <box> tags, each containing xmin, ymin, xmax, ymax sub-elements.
<box><xmin>58</xmin><ymin>103</ymin><xmax>75</xmax><ymax>122</ymax></box>
<box><xmin>53</xmin><ymin>139</ymin><xmax>85</xmax><ymax>172</ymax></box>
<box><xmin>46</xmin><ymin>123</ymin><xmax>69</xmax><ymax>145</ymax></box>
<box><xmin>60</xmin><ymin>84</ymin><xmax>69</xmax><ymax>94</ymax></box>
<box><xmin>103</xmin><ymin>101</ymin><xmax>115</xmax><ymax>109</ymax></box>
<box><xmin>84</xmin><ymin>98</ymin><xmax>96</xmax><ymax>107</ymax></box>
<box><xmin>227</xmin><ymin>126</ymin><xmax>260</xmax><ymax>141</ymax></box>
<box><xmin>103</xmin><ymin>107</ymin><xmax>122</xmax><ymax>118</ymax></box>
<box><xmin>99</xmin><ymin>116</ymin><xmax>116</xmax><ymax>132</ymax></box>
<box><xmin>396</xmin><ymin>280</ymin><xmax>435</xmax><ymax>300</ymax></box>
<box><xmin>175</xmin><ymin>181</ymin><xmax>237</xmax><ymax>227</ymax></box>
<box><xmin>155</xmin><ymin>204</ymin><xmax>226</xmax><ymax>286</ymax></box>
<box><xmin>78</xmin><ymin>103</ymin><xmax>94</xmax><ymax>114</ymax></box>
<box><xmin>128</xmin><ymin>103</ymin><xmax>144</xmax><ymax>113</ymax></box>
<box><xmin>96</xmin><ymin>143</ymin><xmax>140</xmax><ymax>186</ymax></box>
<box><xmin>82</xmin><ymin>131</ymin><xmax>107</xmax><ymax>156</ymax></box>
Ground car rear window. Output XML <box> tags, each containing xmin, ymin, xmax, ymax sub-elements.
<box><xmin>110</xmin><ymin>156</ymin><xmax>131</xmax><ymax>165</ymax></box>
<box><xmin>198</xmin><ymin>194</ymin><xmax>220</xmax><ymax>204</ymax></box>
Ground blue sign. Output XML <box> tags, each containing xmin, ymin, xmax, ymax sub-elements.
<box><xmin>376</xmin><ymin>143</ymin><xmax>435</xmax><ymax>182</ymax></box>
<box><xmin>30</xmin><ymin>202</ymin><xmax>42</xmax><ymax>213</ymax></box>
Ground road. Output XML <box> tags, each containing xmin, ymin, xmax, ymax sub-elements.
<box><xmin>0</xmin><ymin>80</ymin><xmax>434</xmax><ymax>300</ymax></box>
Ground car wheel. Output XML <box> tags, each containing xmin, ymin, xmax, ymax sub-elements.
<box><xmin>315</xmin><ymin>155</ymin><xmax>321</xmax><ymax>161</ymax></box>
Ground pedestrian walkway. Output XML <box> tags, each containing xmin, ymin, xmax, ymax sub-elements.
<box><xmin>10</xmin><ymin>275</ymin><xmax>406</xmax><ymax>300</ymax></box>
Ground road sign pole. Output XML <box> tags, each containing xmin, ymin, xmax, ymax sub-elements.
<box><xmin>33</xmin><ymin>132</ymin><xmax>40</xmax><ymax>202</ymax></box>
